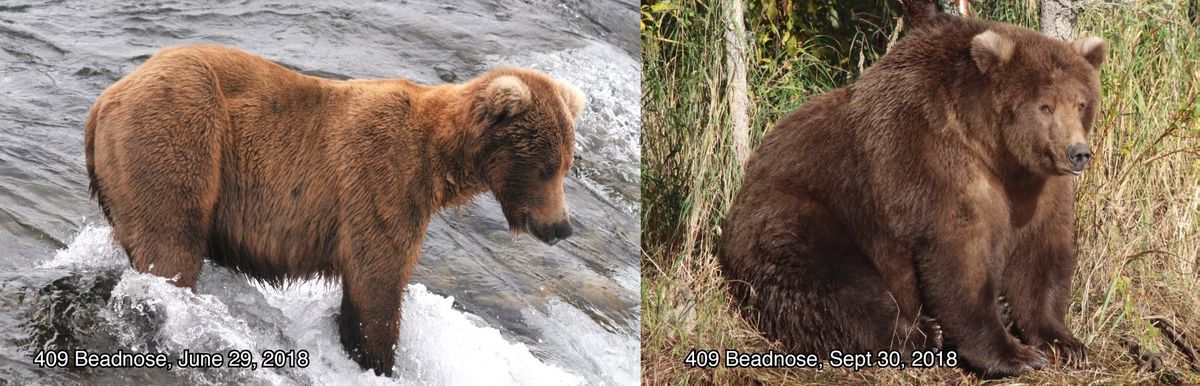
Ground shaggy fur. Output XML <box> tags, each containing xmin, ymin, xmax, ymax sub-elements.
<box><xmin>719</xmin><ymin>14</ymin><xmax>1105</xmax><ymax>378</ymax></box>
<box><xmin>84</xmin><ymin>44</ymin><xmax>585</xmax><ymax>376</ymax></box>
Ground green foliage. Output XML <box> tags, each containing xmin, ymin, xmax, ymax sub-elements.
<box><xmin>747</xmin><ymin>0</ymin><xmax>902</xmax><ymax>83</ymax></box>
<box><xmin>640</xmin><ymin>0</ymin><xmax>727</xmax><ymax>262</ymax></box>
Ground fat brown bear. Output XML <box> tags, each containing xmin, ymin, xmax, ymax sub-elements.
<box><xmin>84</xmin><ymin>44</ymin><xmax>585</xmax><ymax>376</ymax></box>
<box><xmin>719</xmin><ymin>14</ymin><xmax>1105</xmax><ymax>377</ymax></box>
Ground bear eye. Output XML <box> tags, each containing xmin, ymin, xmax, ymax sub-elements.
<box><xmin>539</xmin><ymin>164</ymin><xmax>558</xmax><ymax>180</ymax></box>
<box><xmin>1077</xmin><ymin>103</ymin><xmax>1086</xmax><ymax>112</ymax></box>
<box><xmin>1040</xmin><ymin>105</ymin><xmax>1054</xmax><ymax>114</ymax></box>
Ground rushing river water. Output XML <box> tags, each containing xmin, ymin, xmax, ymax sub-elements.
<box><xmin>0</xmin><ymin>0</ymin><xmax>640</xmax><ymax>384</ymax></box>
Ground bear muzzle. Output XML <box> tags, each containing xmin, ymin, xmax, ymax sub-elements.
<box><xmin>529</xmin><ymin>218</ymin><xmax>573</xmax><ymax>246</ymax></box>
<box><xmin>1066</xmin><ymin>143</ymin><xmax>1092</xmax><ymax>174</ymax></box>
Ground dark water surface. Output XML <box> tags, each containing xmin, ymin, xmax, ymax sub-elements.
<box><xmin>0</xmin><ymin>0</ymin><xmax>639</xmax><ymax>384</ymax></box>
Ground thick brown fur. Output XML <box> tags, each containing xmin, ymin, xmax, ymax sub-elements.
<box><xmin>84</xmin><ymin>44</ymin><xmax>585</xmax><ymax>376</ymax></box>
<box><xmin>719</xmin><ymin>14</ymin><xmax>1105</xmax><ymax>378</ymax></box>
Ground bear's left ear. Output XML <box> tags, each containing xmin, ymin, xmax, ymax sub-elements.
<box><xmin>482</xmin><ymin>75</ymin><xmax>532</xmax><ymax>120</ymax></box>
<box><xmin>971</xmin><ymin>30</ymin><xmax>1015</xmax><ymax>74</ymax></box>
<box><xmin>1073</xmin><ymin>35</ymin><xmax>1107</xmax><ymax>69</ymax></box>
<box><xmin>555</xmin><ymin>80</ymin><xmax>587</xmax><ymax>121</ymax></box>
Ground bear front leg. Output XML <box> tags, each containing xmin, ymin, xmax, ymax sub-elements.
<box><xmin>1003</xmin><ymin>184</ymin><xmax>1085</xmax><ymax>366</ymax></box>
<box><xmin>338</xmin><ymin>253</ymin><xmax>413</xmax><ymax>377</ymax></box>
<box><xmin>332</xmin><ymin>135</ymin><xmax>430</xmax><ymax>376</ymax></box>
<box><xmin>915</xmin><ymin>223</ymin><xmax>1048</xmax><ymax>378</ymax></box>
<box><xmin>335</xmin><ymin>212</ymin><xmax>420</xmax><ymax>377</ymax></box>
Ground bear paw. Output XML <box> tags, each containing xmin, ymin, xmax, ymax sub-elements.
<box><xmin>972</xmin><ymin>338</ymin><xmax>1049</xmax><ymax>378</ymax></box>
<box><xmin>918</xmin><ymin>316</ymin><xmax>944</xmax><ymax>350</ymax></box>
<box><xmin>1040</xmin><ymin>332</ymin><xmax>1087</xmax><ymax>368</ymax></box>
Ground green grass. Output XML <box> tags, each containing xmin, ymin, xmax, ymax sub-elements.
<box><xmin>641</xmin><ymin>1</ymin><xmax>1200</xmax><ymax>384</ymax></box>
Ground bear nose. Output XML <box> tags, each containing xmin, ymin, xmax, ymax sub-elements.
<box><xmin>553</xmin><ymin>220</ymin><xmax>573</xmax><ymax>240</ymax></box>
<box><xmin>1067</xmin><ymin>143</ymin><xmax>1092</xmax><ymax>170</ymax></box>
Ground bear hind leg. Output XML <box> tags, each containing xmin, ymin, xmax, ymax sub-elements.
<box><xmin>115</xmin><ymin>162</ymin><xmax>215</xmax><ymax>288</ymax></box>
<box><xmin>124</xmin><ymin>232</ymin><xmax>208</xmax><ymax>288</ymax></box>
<box><xmin>97</xmin><ymin>56</ymin><xmax>226</xmax><ymax>289</ymax></box>
<box><xmin>721</xmin><ymin>192</ymin><xmax>926</xmax><ymax>354</ymax></box>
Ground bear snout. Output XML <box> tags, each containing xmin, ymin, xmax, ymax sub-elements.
<box><xmin>1067</xmin><ymin>143</ymin><xmax>1092</xmax><ymax>173</ymax></box>
<box><xmin>552</xmin><ymin>219</ymin><xmax>573</xmax><ymax>239</ymax></box>
<box><xmin>530</xmin><ymin>218</ymin><xmax>572</xmax><ymax>246</ymax></box>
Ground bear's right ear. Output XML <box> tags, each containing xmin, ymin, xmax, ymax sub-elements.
<box><xmin>482</xmin><ymin>75</ymin><xmax>532</xmax><ymax>121</ymax></box>
<box><xmin>1072</xmin><ymin>35</ymin><xmax>1107</xmax><ymax>69</ymax></box>
<box><xmin>970</xmin><ymin>30</ymin><xmax>1015</xmax><ymax>74</ymax></box>
<box><xmin>554</xmin><ymin>80</ymin><xmax>586</xmax><ymax>121</ymax></box>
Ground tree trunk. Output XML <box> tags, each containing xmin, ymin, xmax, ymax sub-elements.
<box><xmin>1041</xmin><ymin>0</ymin><xmax>1078</xmax><ymax>40</ymax></box>
<box><xmin>902</xmin><ymin>0</ymin><xmax>970</xmax><ymax>28</ymax></box>
<box><xmin>721</xmin><ymin>0</ymin><xmax>751</xmax><ymax>166</ymax></box>
<box><xmin>937</xmin><ymin>0</ymin><xmax>970</xmax><ymax>16</ymax></box>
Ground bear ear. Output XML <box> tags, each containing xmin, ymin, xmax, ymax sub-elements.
<box><xmin>970</xmin><ymin>30</ymin><xmax>1015</xmax><ymax>74</ymax></box>
<box><xmin>1073</xmin><ymin>35</ymin><xmax>1107</xmax><ymax>69</ymax></box>
<box><xmin>555</xmin><ymin>80</ymin><xmax>587</xmax><ymax>121</ymax></box>
<box><xmin>482</xmin><ymin>75</ymin><xmax>532</xmax><ymax>120</ymax></box>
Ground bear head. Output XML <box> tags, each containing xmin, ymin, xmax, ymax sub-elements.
<box><xmin>469</xmin><ymin>69</ymin><xmax>585</xmax><ymax>245</ymax></box>
<box><xmin>969</xmin><ymin>28</ymin><xmax>1106</xmax><ymax>176</ymax></box>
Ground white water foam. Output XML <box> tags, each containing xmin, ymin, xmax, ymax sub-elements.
<box><xmin>521</xmin><ymin>300</ymin><xmax>639</xmax><ymax>386</ymax></box>
<box><xmin>257</xmin><ymin>282</ymin><xmax>583</xmax><ymax>386</ymax></box>
<box><xmin>41</xmin><ymin>226</ymin><xmax>585</xmax><ymax>385</ymax></box>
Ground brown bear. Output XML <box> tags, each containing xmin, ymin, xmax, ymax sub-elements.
<box><xmin>719</xmin><ymin>14</ymin><xmax>1105</xmax><ymax>377</ymax></box>
<box><xmin>83</xmin><ymin>44</ymin><xmax>585</xmax><ymax>376</ymax></box>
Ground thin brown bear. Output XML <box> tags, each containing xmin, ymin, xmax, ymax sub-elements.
<box><xmin>84</xmin><ymin>44</ymin><xmax>585</xmax><ymax>376</ymax></box>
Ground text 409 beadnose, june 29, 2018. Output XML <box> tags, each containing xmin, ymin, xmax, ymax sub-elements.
<box><xmin>32</xmin><ymin>349</ymin><xmax>310</xmax><ymax>371</ymax></box>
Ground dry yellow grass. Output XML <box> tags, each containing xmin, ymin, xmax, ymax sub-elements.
<box><xmin>641</xmin><ymin>1</ymin><xmax>1200</xmax><ymax>384</ymax></box>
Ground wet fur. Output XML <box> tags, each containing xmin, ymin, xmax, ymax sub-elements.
<box><xmin>719</xmin><ymin>14</ymin><xmax>1103</xmax><ymax>377</ymax></box>
<box><xmin>84</xmin><ymin>44</ymin><xmax>583</xmax><ymax>376</ymax></box>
